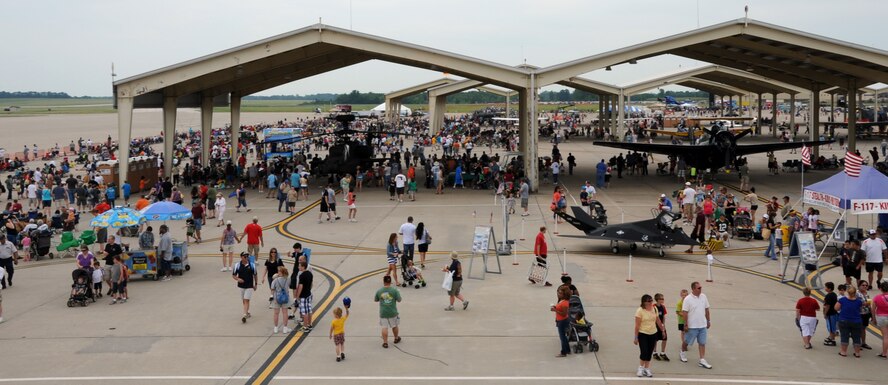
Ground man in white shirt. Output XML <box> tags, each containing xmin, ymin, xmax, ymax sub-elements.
<box><xmin>398</xmin><ymin>217</ymin><xmax>417</xmax><ymax>271</ymax></box>
<box><xmin>861</xmin><ymin>229</ymin><xmax>887</xmax><ymax>284</ymax></box>
<box><xmin>26</xmin><ymin>182</ymin><xmax>38</xmax><ymax>208</ymax></box>
<box><xmin>584</xmin><ymin>181</ymin><xmax>597</xmax><ymax>200</ymax></box>
<box><xmin>680</xmin><ymin>281</ymin><xmax>712</xmax><ymax>369</ymax></box>
<box><xmin>681</xmin><ymin>182</ymin><xmax>696</xmax><ymax>224</ymax></box>
<box><xmin>394</xmin><ymin>172</ymin><xmax>407</xmax><ymax>203</ymax></box>
<box><xmin>551</xmin><ymin>162</ymin><xmax>560</xmax><ymax>185</ymax></box>
<box><xmin>0</xmin><ymin>234</ymin><xmax>20</xmax><ymax>289</ymax></box>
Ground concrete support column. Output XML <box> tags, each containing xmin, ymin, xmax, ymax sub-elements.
<box><xmin>518</xmin><ymin>89</ymin><xmax>528</xmax><ymax>154</ymax></box>
<box><xmin>848</xmin><ymin>79</ymin><xmax>858</xmax><ymax>152</ymax></box>
<box><xmin>117</xmin><ymin>97</ymin><xmax>134</xmax><ymax>187</ymax></box>
<box><xmin>720</xmin><ymin>96</ymin><xmax>726</xmax><ymax>115</ymax></box>
<box><xmin>617</xmin><ymin>91</ymin><xmax>625</xmax><ymax>140</ymax></box>
<box><xmin>602</xmin><ymin>95</ymin><xmax>609</xmax><ymax>133</ymax></box>
<box><xmin>771</xmin><ymin>92</ymin><xmax>778</xmax><ymax>137</ymax></box>
<box><xmin>810</xmin><ymin>88</ymin><xmax>821</xmax><ymax>157</ymax></box>
<box><xmin>200</xmin><ymin>95</ymin><xmax>213</xmax><ymax>168</ymax></box>
<box><xmin>756</xmin><ymin>93</ymin><xmax>763</xmax><ymax>135</ymax></box>
<box><xmin>429</xmin><ymin>94</ymin><xmax>446</xmax><ymax>136</ymax></box>
<box><xmin>505</xmin><ymin>94</ymin><xmax>510</xmax><ymax>119</ymax></box>
<box><xmin>597</xmin><ymin>96</ymin><xmax>603</xmax><ymax>130</ymax></box>
<box><xmin>524</xmin><ymin>84</ymin><xmax>540</xmax><ymax>192</ymax></box>
<box><xmin>230</xmin><ymin>93</ymin><xmax>241</xmax><ymax>161</ymax></box>
<box><xmin>162</xmin><ymin>96</ymin><xmax>177</xmax><ymax>179</ymax></box>
<box><xmin>789</xmin><ymin>94</ymin><xmax>796</xmax><ymax>137</ymax></box>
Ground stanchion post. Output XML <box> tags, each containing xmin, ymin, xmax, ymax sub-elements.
<box><xmin>561</xmin><ymin>248</ymin><xmax>568</xmax><ymax>276</ymax></box>
<box><xmin>512</xmin><ymin>237</ymin><xmax>519</xmax><ymax>265</ymax></box>
<box><xmin>519</xmin><ymin>217</ymin><xmax>526</xmax><ymax>241</ymax></box>
<box><xmin>778</xmin><ymin>251</ymin><xmax>784</xmax><ymax>277</ymax></box>
<box><xmin>553</xmin><ymin>217</ymin><xmax>559</xmax><ymax>235</ymax></box>
<box><xmin>626</xmin><ymin>253</ymin><xmax>634</xmax><ymax>282</ymax></box>
<box><xmin>706</xmin><ymin>252</ymin><xmax>714</xmax><ymax>282</ymax></box>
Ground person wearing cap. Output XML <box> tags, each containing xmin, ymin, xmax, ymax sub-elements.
<box><xmin>220</xmin><ymin>221</ymin><xmax>238</xmax><ymax>272</ymax></box>
<box><xmin>658</xmin><ymin>194</ymin><xmax>673</xmax><ymax>212</ymax></box>
<box><xmin>760</xmin><ymin>214</ymin><xmax>777</xmax><ymax>260</ymax></box>
<box><xmin>214</xmin><ymin>193</ymin><xmax>226</xmax><ymax>227</ymax></box>
<box><xmin>861</xmin><ymin>229</ymin><xmax>887</xmax><ymax>285</ymax></box>
<box><xmin>442</xmin><ymin>251</ymin><xmax>468</xmax><ymax>311</ymax></box>
<box><xmin>0</xmin><ymin>234</ymin><xmax>17</xmax><ymax>289</ymax></box>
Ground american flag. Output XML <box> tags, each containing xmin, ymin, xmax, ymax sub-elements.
<box><xmin>801</xmin><ymin>146</ymin><xmax>811</xmax><ymax>166</ymax></box>
<box><xmin>845</xmin><ymin>151</ymin><xmax>863</xmax><ymax>177</ymax></box>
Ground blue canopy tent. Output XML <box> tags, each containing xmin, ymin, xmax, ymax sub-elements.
<box><xmin>803</xmin><ymin>166</ymin><xmax>888</xmax><ymax>212</ymax></box>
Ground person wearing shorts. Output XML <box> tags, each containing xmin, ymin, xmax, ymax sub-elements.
<box><xmin>293</xmin><ymin>261</ymin><xmax>313</xmax><ymax>332</ymax></box>
<box><xmin>233</xmin><ymin>252</ymin><xmax>257</xmax><ymax>324</ymax></box>
<box><xmin>680</xmin><ymin>281</ymin><xmax>712</xmax><ymax>368</ymax></box>
<box><xmin>861</xmin><ymin>229</ymin><xmax>886</xmax><ymax>285</ymax></box>
<box><xmin>374</xmin><ymin>275</ymin><xmax>402</xmax><ymax>348</ymax></box>
<box><xmin>796</xmin><ymin>287</ymin><xmax>820</xmax><ymax>349</ymax></box>
<box><xmin>443</xmin><ymin>251</ymin><xmax>468</xmax><ymax>311</ymax></box>
<box><xmin>823</xmin><ymin>282</ymin><xmax>840</xmax><ymax>346</ymax></box>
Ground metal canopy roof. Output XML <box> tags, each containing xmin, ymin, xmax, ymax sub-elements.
<box><xmin>427</xmin><ymin>79</ymin><xmax>517</xmax><ymax>98</ymax></box>
<box><xmin>386</xmin><ymin>78</ymin><xmax>457</xmax><ymax>101</ymax></box>
<box><xmin>538</xmin><ymin>18</ymin><xmax>888</xmax><ymax>91</ymax></box>
<box><xmin>675</xmin><ymin>79</ymin><xmax>748</xmax><ymax>97</ymax></box>
<box><xmin>620</xmin><ymin>64</ymin><xmax>802</xmax><ymax>95</ymax></box>
<box><xmin>113</xmin><ymin>24</ymin><xmax>529</xmax><ymax>108</ymax></box>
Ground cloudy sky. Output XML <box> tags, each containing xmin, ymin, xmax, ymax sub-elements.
<box><xmin>4</xmin><ymin>0</ymin><xmax>886</xmax><ymax>96</ymax></box>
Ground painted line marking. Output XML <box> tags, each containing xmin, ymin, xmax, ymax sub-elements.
<box><xmin>0</xmin><ymin>376</ymin><xmax>873</xmax><ymax>384</ymax></box>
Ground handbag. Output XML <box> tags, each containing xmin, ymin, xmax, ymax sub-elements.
<box><xmin>761</xmin><ymin>227</ymin><xmax>772</xmax><ymax>239</ymax></box>
<box><xmin>425</xmin><ymin>231</ymin><xmax>432</xmax><ymax>245</ymax></box>
<box><xmin>441</xmin><ymin>271</ymin><xmax>453</xmax><ymax>291</ymax></box>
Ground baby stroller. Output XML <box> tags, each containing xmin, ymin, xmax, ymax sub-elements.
<box><xmin>567</xmin><ymin>295</ymin><xmax>599</xmax><ymax>353</ymax></box>
<box><xmin>400</xmin><ymin>261</ymin><xmax>427</xmax><ymax>289</ymax></box>
<box><xmin>732</xmin><ymin>210</ymin><xmax>754</xmax><ymax>241</ymax></box>
<box><xmin>68</xmin><ymin>268</ymin><xmax>95</xmax><ymax>307</ymax></box>
<box><xmin>588</xmin><ymin>200</ymin><xmax>608</xmax><ymax>226</ymax></box>
<box><xmin>30</xmin><ymin>228</ymin><xmax>54</xmax><ymax>260</ymax></box>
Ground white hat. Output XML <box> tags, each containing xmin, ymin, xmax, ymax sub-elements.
<box><xmin>226</xmin><ymin>220</ymin><xmax>232</xmax><ymax>225</ymax></box>
<box><xmin>762</xmin><ymin>214</ymin><xmax>769</xmax><ymax>219</ymax></box>
<box><xmin>869</xmin><ymin>229</ymin><xmax>877</xmax><ymax>234</ymax></box>
<box><xmin>660</xmin><ymin>193</ymin><xmax>666</xmax><ymax>198</ymax></box>
<box><xmin>685</xmin><ymin>182</ymin><xmax>691</xmax><ymax>186</ymax></box>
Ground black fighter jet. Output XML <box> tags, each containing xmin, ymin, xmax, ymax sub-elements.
<box><xmin>556</xmin><ymin>206</ymin><xmax>698</xmax><ymax>257</ymax></box>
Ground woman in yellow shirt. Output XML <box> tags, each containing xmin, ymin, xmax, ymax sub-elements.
<box><xmin>329</xmin><ymin>305</ymin><xmax>350</xmax><ymax>362</ymax></box>
<box><xmin>634</xmin><ymin>294</ymin><xmax>666</xmax><ymax>378</ymax></box>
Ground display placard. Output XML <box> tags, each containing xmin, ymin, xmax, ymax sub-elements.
<box><xmin>795</xmin><ymin>232</ymin><xmax>818</xmax><ymax>265</ymax></box>
<box><xmin>472</xmin><ymin>226</ymin><xmax>492</xmax><ymax>254</ymax></box>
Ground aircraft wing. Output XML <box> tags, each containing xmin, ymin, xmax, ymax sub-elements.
<box><xmin>734</xmin><ymin>140</ymin><xmax>834</xmax><ymax>157</ymax></box>
<box><xmin>593</xmin><ymin>141</ymin><xmax>713</xmax><ymax>158</ymax></box>
<box><xmin>818</xmin><ymin>122</ymin><xmax>885</xmax><ymax>127</ymax></box>
<box><xmin>643</xmin><ymin>130</ymin><xmax>700</xmax><ymax>138</ymax></box>
<box><xmin>584</xmin><ymin>220</ymin><xmax>699</xmax><ymax>246</ymax></box>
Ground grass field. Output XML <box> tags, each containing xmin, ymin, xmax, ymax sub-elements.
<box><xmin>1</xmin><ymin>98</ymin><xmax>601</xmax><ymax>116</ymax></box>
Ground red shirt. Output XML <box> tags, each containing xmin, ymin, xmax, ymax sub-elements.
<box><xmin>554</xmin><ymin>299</ymin><xmax>569</xmax><ymax>321</ymax></box>
<box><xmin>535</xmin><ymin>232</ymin><xmax>547</xmax><ymax>256</ymax></box>
<box><xmin>795</xmin><ymin>296</ymin><xmax>820</xmax><ymax>317</ymax></box>
<box><xmin>94</xmin><ymin>202</ymin><xmax>110</xmax><ymax>214</ymax></box>
<box><xmin>243</xmin><ymin>223</ymin><xmax>263</xmax><ymax>245</ymax></box>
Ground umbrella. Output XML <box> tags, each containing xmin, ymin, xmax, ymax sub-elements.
<box><xmin>89</xmin><ymin>206</ymin><xmax>147</xmax><ymax>228</ymax></box>
<box><xmin>139</xmin><ymin>201</ymin><xmax>193</xmax><ymax>221</ymax></box>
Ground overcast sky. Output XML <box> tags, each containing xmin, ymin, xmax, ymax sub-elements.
<box><xmin>4</xmin><ymin>0</ymin><xmax>886</xmax><ymax>96</ymax></box>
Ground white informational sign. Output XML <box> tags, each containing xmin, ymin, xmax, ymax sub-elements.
<box><xmin>849</xmin><ymin>199</ymin><xmax>888</xmax><ymax>215</ymax></box>
<box><xmin>472</xmin><ymin>226</ymin><xmax>492</xmax><ymax>254</ymax></box>
<box><xmin>795</xmin><ymin>232</ymin><xmax>819</xmax><ymax>265</ymax></box>
<box><xmin>803</xmin><ymin>190</ymin><xmax>842</xmax><ymax>212</ymax></box>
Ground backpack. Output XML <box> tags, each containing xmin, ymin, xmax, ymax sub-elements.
<box><xmin>274</xmin><ymin>279</ymin><xmax>290</xmax><ymax>304</ymax></box>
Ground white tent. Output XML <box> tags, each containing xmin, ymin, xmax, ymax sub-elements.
<box><xmin>371</xmin><ymin>103</ymin><xmax>411</xmax><ymax>116</ymax></box>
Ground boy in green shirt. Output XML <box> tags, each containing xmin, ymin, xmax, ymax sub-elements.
<box><xmin>374</xmin><ymin>275</ymin><xmax>402</xmax><ymax>348</ymax></box>
<box><xmin>676</xmin><ymin>289</ymin><xmax>689</xmax><ymax>343</ymax></box>
<box><xmin>407</xmin><ymin>179</ymin><xmax>417</xmax><ymax>201</ymax></box>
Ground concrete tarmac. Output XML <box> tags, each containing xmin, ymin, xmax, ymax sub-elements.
<box><xmin>0</xmin><ymin>115</ymin><xmax>886</xmax><ymax>384</ymax></box>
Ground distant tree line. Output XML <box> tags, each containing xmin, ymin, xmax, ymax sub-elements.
<box><xmin>2</xmin><ymin>88</ymin><xmax>709</xmax><ymax>103</ymax></box>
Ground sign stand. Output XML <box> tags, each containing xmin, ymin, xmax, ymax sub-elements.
<box><xmin>468</xmin><ymin>225</ymin><xmax>502</xmax><ymax>280</ymax></box>
<box><xmin>782</xmin><ymin>231</ymin><xmax>821</xmax><ymax>288</ymax></box>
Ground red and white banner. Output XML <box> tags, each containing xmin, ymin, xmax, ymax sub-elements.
<box><xmin>845</xmin><ymin>151</ymin><xmax>863</xmax><ymax>177</ymax></box>
<box><xmin>801</xmin><ymin>146</ymin><xmax>811</xmax><ymax>166</ymax></box>
<box><xmin>803</xmin><ymin>190</ymin><xmax>842</xmax><ymax>212</ymax></box>
<box><xmin>849</xmin><ymin>199</ymin><xmax>888</xmax><ymax>215</ymax></box>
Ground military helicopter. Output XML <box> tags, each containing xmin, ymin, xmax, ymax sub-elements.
<box><xmin>306</xmin><ymin>113</ymin><xmax>410</xmax><ymax>177</ymax></box>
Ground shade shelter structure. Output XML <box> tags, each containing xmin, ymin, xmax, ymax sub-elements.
<box><xmin>383</xmin><ymin>77</ymin><xmax>456</xmax><ymax>123</ymax></box>
<box><xmin>426</xmin><ymin>79</ymin><xmax>518</xmax><ymax>135</ymax></box>
<box><xmin>537</xmin><ymin>18</ymin><xmax>888</xmax><ymax>154</ymax></box>
<box><xmin>139</xmin><ymin>201</ymin><xmax>193</xmax><ymax>222</ymax></box>
<box><xmin>113</xmin><ymin>23</ymin><xmax>534</xmax><ymax>189</ymax></box>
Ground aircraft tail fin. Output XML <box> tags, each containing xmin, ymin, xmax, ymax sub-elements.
<box><xmin>556</xmin><ymin>206</ymin><xmax>602</xmax><ymax>234</ymax></box>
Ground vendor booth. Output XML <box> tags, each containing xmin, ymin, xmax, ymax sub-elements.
<box><xmin>138</xmin><ymin>201</ymin><xmax>193</xmax><ymax>278</ymax></box>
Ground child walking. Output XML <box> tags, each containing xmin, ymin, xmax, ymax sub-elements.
<box><xmin>91</xmin><ymin>260</ymin><xmax>104</xmax><ymax>298</ymax></box>
<box><xmin>329</xmin><ymin>301</ymin><xmax>350</xmax><ymax>362</ymax></box>
<box><xmin>347</xmin><ymin>188</ymin><xmax>357</xmax><ymax>223</ymax></box>
<box><xmin>20</xmin><ymin>235</ymin><xmax>31</xmax><ymax>262</ymax></box>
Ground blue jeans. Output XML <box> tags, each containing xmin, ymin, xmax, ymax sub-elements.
<box><xmin>556</xmin><ymin>318</ymin><xmax>570</xmax><ymax>354</ymax></box>
<box><xmin>764</xmin><ymin>234</ymin><xmax>776</xmax><ymax>260</ymax></box>
<box><xmin>402</xmin><ymin>243</ymin><xmax>415</xmax><ymax>269</ymax></box>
